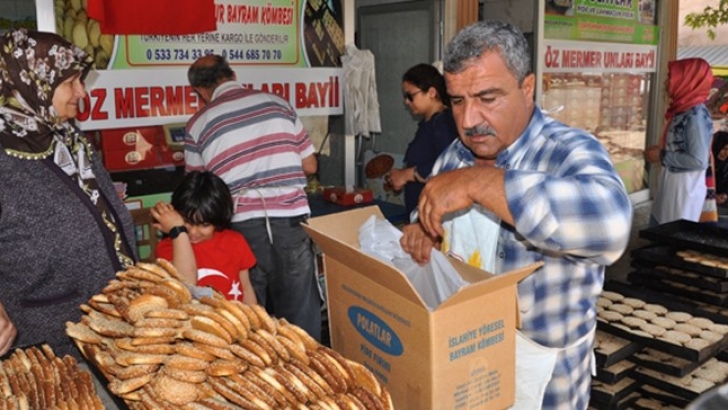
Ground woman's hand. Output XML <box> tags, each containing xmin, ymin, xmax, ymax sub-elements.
<box><xmin>0</xmin><ymin>300</ymin><xmax>17</xmax><ymax>356</ymax></box>
<box><xmin>644</xmin><ymin>145</ymin><xmax>662</xmax><ymax>164</ymax></box>
<box><xmin>388</xmin><ymin>167</ymin><xmax>415</xmax><ymax>191</ymax></box>
<box><xmin>150</xmin><ymin>201</ymin><xmax>186</xmax><ymax>233</ymax></box>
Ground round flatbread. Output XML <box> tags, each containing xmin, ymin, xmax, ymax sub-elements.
<box><xmin>632</xmin><ymin>310</ymin><xmax>657</xmax><ymax>321</ymax></box>
<box><xmin>601</xmin><ymin>291</ymin><xmax>625</xmax><ymax>302</ymax></box>
<box><xmin>661</xmin><ymin>330</ymin><xmax>691</xmax><ymax>346</ymax></box>
<box><xmin>608</xmin><ymin>303</ymin><xmax>634</xmax><ymax>315</ymax></box>
<box><xmin>709</xmin><ymin>324</ymin><xmax>728</xmax><ymax>335</ymax></box>
<box><xmin>651</xmin><ymin>317</ymin><xmax>677</xmax><ymax>330</ymax></box>
<box><xmin>621</xmin><ymin>316</ymin><xmax>647</xmax><ymax>329</ymax></box>
<box><xmin>674</xmin><ymin>323</ymin><xmax>702</xmax><ymax>337</ymax></box>
<box><xmin>666</xmin><ymin>311</ymin><xmax>693</xmax><ymax>323</ymax></box>
<box><xmin>700</xmin><ymin>330</ymin><xmax>723</xmax><ymax>342</ymax></box>
<box><xmin>643</xmin><ymin>304</ymin><xmax>668</xmax><ymax>315</ymax></box>
<box><xmin>686</xmin><ymin>338</ymin><xmax>712</xmax><ymax>351</ymax></box>
<box><xmin>596</xmin><ymin>298</ymin><xmax>613</xmax><ymax>308</ymax></box>
<box><xmin>640</xmin><ymin>323</ymin><xmax>666</xmax><ymax>337</ymax></box>
<box><xmin>598</xmin><ymin>310</ymin><xmax>623</xmax><ymax>323</ymax></box>
<box><xmin>622</xmin><ymin>297</ymin><xmax>646</xmax><ymax>309</ymax></box>
<box><xmin>687</xmin><ymin>317</ymin><xmax>715</xmax><ymax>330</ymax></box>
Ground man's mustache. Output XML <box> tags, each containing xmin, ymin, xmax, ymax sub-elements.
<box><xmin>463</xmin><ymin>125</ymin><xmax>497</xmax><ymax>137</ymax></box>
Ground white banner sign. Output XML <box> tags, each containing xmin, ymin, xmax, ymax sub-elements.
<box><xmin>543</xmin><ymin>40</ymin><xmax>658</xmax><ymax>74</ymax></box>
<box><xmin>78</xmin><ymin>67</ymin><xmax>343</xmax><ymax>130</ymax></box>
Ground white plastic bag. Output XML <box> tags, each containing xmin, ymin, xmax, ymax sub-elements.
<box><xmin>358</xmin><ymin>215</ymin><xmax>467</xmax><ymax>310</ymax></box>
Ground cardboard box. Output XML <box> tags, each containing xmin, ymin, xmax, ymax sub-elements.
<box><xmin>322</xmin><ymin>186</ymin><xmax>373</xmax><ymax>206</ymax></box>
<box><xmin>304</xmin><ymin>207</ymin><xmax>541</xmax><ymax>410</ymax></box>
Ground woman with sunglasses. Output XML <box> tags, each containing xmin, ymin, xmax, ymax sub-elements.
<box><xmin>387</xmin><ymin>63</ymin><xmax>459</xmax><ymax>217</ymax></box>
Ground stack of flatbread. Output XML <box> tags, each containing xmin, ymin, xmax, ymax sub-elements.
<box><xmin>66</xmin><ymin>260</ymin><xmax>392</xmax><ymax>409</ymax></box>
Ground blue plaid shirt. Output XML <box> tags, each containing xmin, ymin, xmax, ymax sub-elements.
<box><xmin>432</xmin><ymin>107</ymin><xmax>632</xmax><ymax>408</ymax></box>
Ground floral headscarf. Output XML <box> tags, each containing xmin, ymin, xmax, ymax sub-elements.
<box><xmin>0</xmin><ymin>28</ymin><xmax>92</xmax><ymax>155</ymax></box>
<box><xmin>0</xmin><ymin>29</ymin><xmax>134</xmax><ymax>268</ymax></box>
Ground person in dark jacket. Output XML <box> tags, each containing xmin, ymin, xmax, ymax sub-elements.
<box><xmin>387</xmin><ymin>63</ymin><xmax>459</xmax><ymax>216</ymax></box>
<box><xmin>0</xmin><ymin>29</ymin><xmax>137</xmax><ymax>358</ymax></box>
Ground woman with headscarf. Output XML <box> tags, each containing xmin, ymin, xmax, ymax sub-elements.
<box><xmin>712</xmin><ymin>131</ymin><xmax>728</xmax><ymax>206</ymax></box>
<box><xmin>0</xmin><ymin>29</ymin><xmax>137</xmax><ymax>358</ymax></box>
<box><xmin>645</xmin><ymin>58</ymin><xmax>714</xmax><ymax>226</ymax></box>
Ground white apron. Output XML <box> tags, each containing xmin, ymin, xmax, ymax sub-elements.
<box><xmin>511</xmin><ymin>327</ymin><xmax>596</xmax><ymax>409</ymax></box>
<box><xmin>652</xmin><ymin>168</ymin><xmax>706</xmax><ymax>224</ymax></box>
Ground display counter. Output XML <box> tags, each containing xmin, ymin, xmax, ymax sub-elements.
<box><xmin>307</xmin><ymin>193</ymin><xmax>409</xmax><ymax>225</ymax></box>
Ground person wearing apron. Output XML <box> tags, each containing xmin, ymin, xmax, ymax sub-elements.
<box><xmin>645</xmin><ymin>58</ymin><xmax>714</xmax><ymax>227</ymax></box>
<box><xmin>400</xmin><ymin>21</ymin><xmax>632</xmax><ymax>409</ymax></box>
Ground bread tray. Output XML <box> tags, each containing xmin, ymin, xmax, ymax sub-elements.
<box><xmin>629</xmin><ymin>260</ymin><xmax>728</xmax><ymax>293</ymax></box>
<box><xmin>590</xmin><ymin>377</ymin><xmax>639</xmax><ymax>407</ymax></box>
<box><xmin>595</xmin><ymin>359</ymin><xmax>636</xmax><ymax>385</ymax></box>
<box><xmin>628</xmin><ymin>270</ymin><xmax>728</xmax><ymax>307</ymax></box>
<box><xmin>629</xmin><ymin>346</ymin><xmax>703</xmax><ymax>377</ymax></box>
<box><xmin>631</xmin><ymin>244</ymin><xmax>728</xmax><ymax>280</ymax></box>
<box><xmin>639</xmin><ymin>220</ymin><xmax>728</xmax><ymax>256</ymax></box>
<box><xmin>601</xmin><ymin>282</ymin><xmax>728</xmax><ymax>363</ymax></box>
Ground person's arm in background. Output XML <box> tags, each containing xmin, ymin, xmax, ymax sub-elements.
<box><xmin>151</xmin><ymin>202</ymin><xmax>197</xmax><ymax>286</ymax></box>
<box><xmin>302</xmin><ymin>153</ymin><xmax>317</xmax><ymax>175</ymax></box>
<box><xmin>0</xmin><ymin>299</ymin><xmax>17</xmax><ymax>356</ymax></box>
<box><xmin>239</xmin><ymin>269</ymin><xmax>257</xmax><ymax>305</ymax></box>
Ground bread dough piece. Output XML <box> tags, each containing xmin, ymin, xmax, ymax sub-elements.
<box><xmin>688</xmin><ymin>317</ymin><xmax>715</xmax><ymax>329</ymax></box>
<box><xmin>700</xmin><ymin>330</ymin><xmax>723</xmax><ymax>342</ymax></box>
<box><xmin>596</xmin><ymin>297</ymin><xmax>613</xmax><ymax>308</ymax></box>
<box><xmin>709</xmin><ymin>324</ymin><xmax>728</xmax><ymax>335</ymax></box>
<box><xmin>609</xmin><ymin>303</ymin><xmax>634</xmax><ymax>315</ymax></box>
<box><xmin>621</xmin><ymin>316</ymin><xmax>647</xmax><ymax>329</ymax></box>
<box><xmin>660</xmin><ymin>330</ymin><xmax>691</xmax><ymax>345</ymax></box>
<box><xmin>640</xmin><ymin>323</ymin><xmax>667</xmax><ymax>337</ymax></box>
<box><xmin>685</xmin><ymin>338</ymin><xmax>711</xmax><ymax>350</ymax></box>
<box><xmin>665</xmin><ymin>311</ymin><xmax>693</xmax><ymax>323</ymax></box>
<box><xmin>651</xmin><ymin>317</ymin><xmax>677</xmax><ymax>330</ymax></box>
<box><xmin>601</xmin><ymin>291</ymin><xmax>625</xmax><ymax>302</ymax></box>
<box><xmin>643</xmin><ymin>304</ymin><xmax>668</xmax><ymax>315</ymax></box>
<box><xmin>598</xmin><ymin>310</ymin><xmax>623</xmax><ymax>322</ymax></box>
<box><xmin>632</xmin><ymin>310</ymin><xmax>657</xmax><ymax>321</ymax></box>
<box><xmin>673</xmin><ymin>323</ymin><xmax>702</xmax><ymax>337</ymax></box>
<box><xmin>622</xmin><ymin>297</ymin><xmax>646</xmax><ymax>309</ymax></box>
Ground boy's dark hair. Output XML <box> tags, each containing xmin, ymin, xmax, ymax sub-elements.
<box><xmin>171</xmin><ymin>171</ymin><xmax>233</xmax><ymax>230</ymax></box>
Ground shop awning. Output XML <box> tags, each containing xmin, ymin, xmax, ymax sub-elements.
<box><xmin>678</xmin><ymin>45</ymin><xmax>728</xmax><ymax>77</ymax></box>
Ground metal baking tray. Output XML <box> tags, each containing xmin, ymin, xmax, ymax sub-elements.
<box><xmin>632</xmin><ymin>366</ymin><xmax>707</xmax><ymax>401</ymax></box>
<box><xmin>595</xmin><ymin>329</ymin><xmax>644</xmax><ymax>368</ymax></box>
<box><xmin>631</xmin><ymin>245</ymin><xmax>728</xmax><ymax>280</ymax></box>
<box><xmin>637</xmin><ymin>385</ymin><xmax>692</xmax><ymax>409</ymax></box>
<box><xmin>628</xmin><ymin>271</ymin><xmax>728</xmax><ymax>307</ymax></box>
<box><xmin>629</xmin><ymin>260</ymin><xmax>728</xmax><ymax>293</ymax></box>
<box><xmin>601</xmin><ymin>282</ymin><xmax>728</xmax><ymax>363</ymax></box>
<box><xmin>591</xmin><ymin>377</ymin><xmax>640</xmax><ymax>408</ymax></box>
<box><xmin>629</xmin><ymin>346</ymin><xmax>703</xmax><ymax>377</ymax></box>
<box><xmin>639</xmin><ymin>220</ymin><xmax>728</xmax><ymax>256</ymax></box>
<box><xmin>595</xmin><ymin>359</ymin><xmax>637</xmax><ymax>385</ymax></box>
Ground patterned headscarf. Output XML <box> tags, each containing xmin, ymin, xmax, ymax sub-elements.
<box><xmin>0</xmin><ymin>29</ymin><xmax>134</xmax><ymax>268</ymax></box>
<box><xmin>661</xmin><ymin>58</ymin><xmax>714</xmax><ymax>146</ymax></box>
<box><xmin>0</xmin><ymin>28</ymin><xmax>92</xmax><ymax>155</ymax></box>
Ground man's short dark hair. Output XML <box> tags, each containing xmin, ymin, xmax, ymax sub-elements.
<box><xmin>188</xmin><ymin>54</ymin><xmax>235</xmax><ymax>88</ymax></box>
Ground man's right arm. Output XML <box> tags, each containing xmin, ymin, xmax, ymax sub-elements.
<box><xmin>302</xmin><ymin>153</ymin><xmax>317</xmax><ymax>175</ymax></box>
<box><xmin>0</xmin><ymin>299</ymin><xmax>17</xmax><ymax>356</ymax></box>
<box><xmin>400</xmin><ymin>223</ymin><xmax>441</xmax><ymax>265</ymax></box>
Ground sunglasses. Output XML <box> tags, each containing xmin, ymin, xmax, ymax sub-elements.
<box><xmin>403</xmin><ymin>89</ymin><xmax>423</xmax><ymax>102</ymax></box>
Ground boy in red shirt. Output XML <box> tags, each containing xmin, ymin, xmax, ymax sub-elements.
<box><xmin>152</xmin><ymin>171</ymin><xmax>257</xmax><ymax>303</ymax></box>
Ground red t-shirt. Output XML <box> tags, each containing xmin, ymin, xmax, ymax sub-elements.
<box><xmin>156</xmin><ymin>229</ymin><xmax>256</xmax><ymax>302</ymax></box>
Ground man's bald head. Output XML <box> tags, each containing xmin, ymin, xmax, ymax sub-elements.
<box><xmin>188</xmin><ymin>54</ymin><xmax>235</xmax><ymax>89</ymax></box>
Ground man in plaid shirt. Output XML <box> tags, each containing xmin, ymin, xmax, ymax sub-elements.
<box><xmin>401</xmin><ymin>21</ymin><xmax>632</xmax><ymax>409</ymax></box>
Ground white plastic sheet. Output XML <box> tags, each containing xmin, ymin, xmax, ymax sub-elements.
<box><xmin>358</xmin><ymin>215</ymin><xmax>468</xmax><ymax>310</ymax></box>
